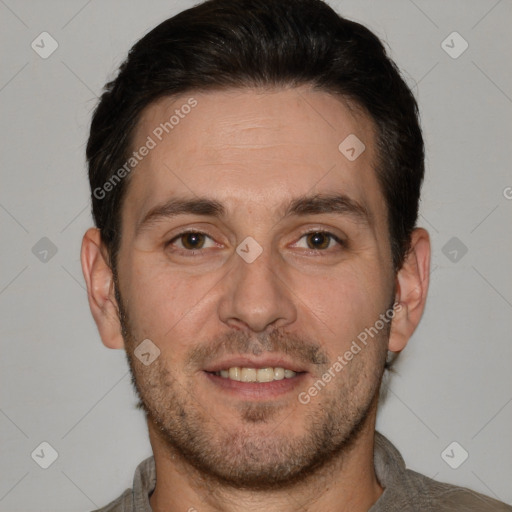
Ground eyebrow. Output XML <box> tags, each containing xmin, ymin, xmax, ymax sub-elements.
<box><xmin>284</xmin><ymin>193</ymin><xmax>372</xmax><ymax>225</ymax></box>
<box><xmin>136</xmin><ymin>192</ymin><xmax>372</xmax><ymax>236</ymax></box>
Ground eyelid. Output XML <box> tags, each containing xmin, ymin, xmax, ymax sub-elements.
<box><xmin>296</xmin><ymin>226</ymin><xmax>345</xmax><ymax>239</ymax></box>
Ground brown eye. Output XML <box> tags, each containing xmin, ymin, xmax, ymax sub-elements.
<box><xmin>165</xmin><ymin>231</ymin><xmax>219</xmax><ymax>258</ymax></box>
<box><xmin>305</xmin><ymin>232</ymin><xmax>332</xmax><ymax>250</ymax></box>
<box><xmin>179</xmin><ymin>232</ymin><xmax>206</xmax><ymax>250</ymax></box>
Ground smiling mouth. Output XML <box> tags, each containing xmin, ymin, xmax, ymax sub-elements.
<box><xmin>206</xmin><ymin>366</ymin><xmax>305</xmax><ymax>383</ymax></box>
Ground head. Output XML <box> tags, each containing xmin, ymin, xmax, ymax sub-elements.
<box><xmin>82</xmin><ymin>0</ymin><xmax>430</xmax><ymax>490</ymax></box>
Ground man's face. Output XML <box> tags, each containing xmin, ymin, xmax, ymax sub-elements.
<box><xmin>114</xmin><ymin>86</ymin><xmax>395</xmax><ymax>488</ymax></box>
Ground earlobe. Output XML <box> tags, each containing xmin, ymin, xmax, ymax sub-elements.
<box><xmin>81</xmin><ymin>228</ymin><xmax>125</xmax><ymax>349</ymax></box>
<box><xmin>388</xmin><ymin>228</ymin><xmax>431</xmax><ymax>353</ymax></box>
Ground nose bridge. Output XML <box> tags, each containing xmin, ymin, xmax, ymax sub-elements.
<box><xmin>235</xmin><ymin>238</ymin><xmax>275</xmax><ymax>288</ymax></box>
<box><xmin>217</xmin><ymin>236</ymin><xmax>297</xmax><ymax>332</ymax></box>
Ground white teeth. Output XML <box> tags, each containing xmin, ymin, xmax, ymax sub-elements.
<box><xmin>214</xmin><ymin>367</ymin><xmax>298</xmax><ymax>382</ymax></box>
<box><xmin>273</xmin><ymin>367</ymin><xmax>285</xmax><ymax>380</ymax></box>
<box><xmin>241</xmin><ymin>368</ymin><xmax>257</xmax><ymax>382</ymax></box>
<box><xmin>256</xmin><ymin>368</ymin><xmax>274</xmax><ymax>382</ymax></box>
<box><xmin>228</xmin><ymin>367</ymin><xmax>241</xmax><ymax>381</ymax></box>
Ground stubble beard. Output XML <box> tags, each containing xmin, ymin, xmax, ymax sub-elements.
<box><xmin>115</xmin><ymin>283</ymin><xmax>389</xmax><ymax>491</ymax></box>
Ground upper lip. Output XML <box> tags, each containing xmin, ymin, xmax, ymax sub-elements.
<box><xmin>203</xmin><ymin>356</ymin><xmax>308</xmax><ymax>373</ymax></box>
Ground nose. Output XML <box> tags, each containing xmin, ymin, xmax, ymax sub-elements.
<box><xmin>217</xmin><ymin>243</ymin><xmax>297</xmax><ymax>333</ymax></box>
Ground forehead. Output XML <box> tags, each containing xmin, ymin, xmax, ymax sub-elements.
<box><xmin>125</xmin><ymin>86</ymin><xmax>385</xmax><ymax>226</ymax></box>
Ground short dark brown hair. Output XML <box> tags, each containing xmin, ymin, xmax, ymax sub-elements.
<box><xmin>87</xmin><ymin>0</ymin><xmax>424</xmax><ymax>272</ymax></box>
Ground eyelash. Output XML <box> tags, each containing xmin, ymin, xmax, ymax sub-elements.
<box><xmin>166</xmin><ymin>229</ymin><xmax>345</xmax><ymax>256</ymax></box>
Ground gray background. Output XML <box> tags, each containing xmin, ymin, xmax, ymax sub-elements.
<box><xmin>1</xmin><ymin>0</ymin><xmax>511</xmax><ymax>510</ymax></box>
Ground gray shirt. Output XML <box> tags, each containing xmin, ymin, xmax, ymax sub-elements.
<box><xmin>93</xmin><ymin>432</ymin><xmax>512</xmax><ymax>511</ymax></box>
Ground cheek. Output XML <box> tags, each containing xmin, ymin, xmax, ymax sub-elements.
<box><xmin>118</xmin><ymin>252</ymin><xmax>221</xmax><ymax>345</ymax></box>
<box><xmin>292</xmin><ymin>260</ymin><xmax>390</xmax><ymax>350</ymax></box>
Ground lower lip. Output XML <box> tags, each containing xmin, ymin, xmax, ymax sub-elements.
<box><xmin>203</xmin><ymin>371</ymin><xmax>308</xmax><ymax>400</ymax></box>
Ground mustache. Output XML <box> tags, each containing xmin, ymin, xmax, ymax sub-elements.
<box><xmin>186</xmin><ymin>328</ymin><xmax>330</xmax><ymax>371</ymax></box>
<box><xmin>114</xmin><ymin>282</ymin><xmax>330</xmax><ymax>373</ymax></box>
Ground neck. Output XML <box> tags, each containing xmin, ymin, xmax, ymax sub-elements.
<box><xmin>148</xmin><ymin>404</ymin><xmax>382</xmax><ymax>512</ymax></box>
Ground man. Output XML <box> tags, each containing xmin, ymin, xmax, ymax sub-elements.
<box><xmin>80</xmin><ymin>0</ymin><xmax>511</xmax><ymax>510</ymax></box>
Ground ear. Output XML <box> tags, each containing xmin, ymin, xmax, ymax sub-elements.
<box><xmin>81</xmin><ymin>228</ymin><xmax>125</xmax><ymax>349</ymax></box>
<box><xmin>388</xmin><ymin>228</ymin><xmax>430</xmax><ymax>353</ymax></box>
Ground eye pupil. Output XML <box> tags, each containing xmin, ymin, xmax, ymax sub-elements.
<box><xmin>182</xmin><ymin>232</ymin><xmax>205</xmax><ymax>249</ymax></box>
<box><xmin>307</xmin><ymin>232</ymin><xmax>330</xmax><ymax>250</ymax></box>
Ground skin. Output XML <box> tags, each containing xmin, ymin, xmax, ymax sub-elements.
<box><xmin>81</xmin><ymin>86</ymin><xmax>430</xmax><ymax>512</ymax></box>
